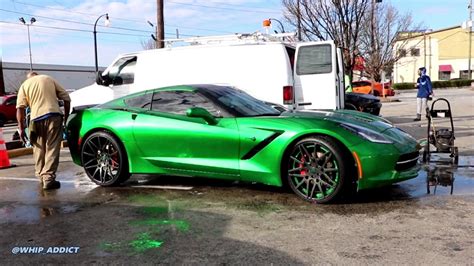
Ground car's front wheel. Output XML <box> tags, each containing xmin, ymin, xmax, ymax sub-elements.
<box><xmin>286</xmin><ymin>136</ymin><xmax>349</xmax><ymax>203</ymax></box>
<box><xmin>81</xmin><ymin>131</ymin><xmax>130</xmax><ymax>186</ymax></box>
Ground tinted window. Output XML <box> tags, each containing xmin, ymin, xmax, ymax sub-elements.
<box><xmin>202</xmin><ymin>87</ymin><xmax>280</xmax><ymax>117</ymax></box>
<box><xmin>124</xmin><ymin>91</ymin><xmax>151</xmax><ymax>110</ymax></box>
<box><xmin>151</xmin><ymin>91</ymin><xmax>222</xmax><ymax>117</ymax></box>
<box><xmin>296</xmin><ymin>44</ymin><xmax>332</xmax><ymax>75</ymax></box>
<box><xmin>107</xmin><ymin>56</ymin><xmax>137</xmax><ymax>85</ymax></box>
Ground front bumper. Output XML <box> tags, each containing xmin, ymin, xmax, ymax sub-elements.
<box><xmin>352</xmin><ymin>142</ymin><xmax>421</xmax><ymax>191</ymax></box>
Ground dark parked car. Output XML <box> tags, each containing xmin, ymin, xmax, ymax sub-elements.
<box><xmin>345</xmin><ymin>92</ymin><xmax>382</xmax><ymax>116</ymax></box>
<box><xmin>265</xmin><ymin>93</ymin><xmax>381</xmax><ymax>116</ymax></box>
<box><xmin>0</xmin><ymin>94</ymin><xmax>17</xmax><ymax>127</ymax></box>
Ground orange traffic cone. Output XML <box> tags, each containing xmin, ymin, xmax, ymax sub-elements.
<box><xmin>0</xmin><ymin>128</ymin><xmax>15</xmax><ymax>169</ymax></box>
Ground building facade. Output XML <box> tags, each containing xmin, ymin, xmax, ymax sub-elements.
<box><xmin>1</xmin><ymin>62</ymin><xmax>104</xmax><ymax>93</ymax></box>
<box><xmin>393</xmin><ymin>26</ymin><xmax>473</xmax><ymax>83</ymax></box>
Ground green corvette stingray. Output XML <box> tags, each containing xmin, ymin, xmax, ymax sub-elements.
<box><xmin>66</xmin><ymin>84</ymin><xmax>420</xmax><ymax>203</ymax></box>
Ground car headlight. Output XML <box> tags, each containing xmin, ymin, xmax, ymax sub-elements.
<box><xmin>340</xmin><ymin>123</ymin><xmax>393</xmax><ymax>144</ymax></box>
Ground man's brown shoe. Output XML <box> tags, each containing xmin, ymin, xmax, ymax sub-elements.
<box><xmin>43</xmin><ymin>180</ymin><xmax>61</xmax><ymax>190</ymax></box>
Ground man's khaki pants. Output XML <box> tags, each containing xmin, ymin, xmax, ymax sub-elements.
<box><xmin>30</xmin><ymin>116</ymin><xmax>63</xmax><ymax>183</ymax></box>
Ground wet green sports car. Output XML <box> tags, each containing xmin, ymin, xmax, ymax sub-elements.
<box><xmin>66</xmin><ymin>84</ymin><xmax>420</xmax><ymax>203</ymax></box>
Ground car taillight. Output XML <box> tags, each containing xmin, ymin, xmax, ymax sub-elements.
<box><xmin>283</xmin><ymin>86</ymin><xmax>293</xmax><ymax>104</ymax></box>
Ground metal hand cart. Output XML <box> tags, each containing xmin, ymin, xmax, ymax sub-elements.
<box><xmin>422</xmin><ymin>98</ymin><xmax>458</xmax><ymax>165</ymax></box>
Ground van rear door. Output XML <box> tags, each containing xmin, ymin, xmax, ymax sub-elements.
<box><xmin>293</xmin><ymin>41</ymin><xmax>342</xmax><ymax>110</ymax></box>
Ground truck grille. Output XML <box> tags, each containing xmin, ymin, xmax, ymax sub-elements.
<box><xmin>395</xmin><ymin>152</ymin><xmax>419</xmax><ymax>171</ymax></box>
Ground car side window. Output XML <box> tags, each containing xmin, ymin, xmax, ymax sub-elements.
<box><xmin>151</xmin><ymin>91</ymin><xmax>222</xmax><ymax>117</ymax></box>
<box><xmin>124</xmin><ymin>91</ymin><xmax>151</xmax><ymax>110</ymax></box>
<box><xmin>107</xmin><ymin>56</ymin><xmax>137</xmax><ymax>86</ymax></box>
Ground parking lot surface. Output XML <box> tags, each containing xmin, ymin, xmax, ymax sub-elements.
<box><xmin>0</xmin><ymin>88</ymin><xmax>473</xmax><ymax>264</ymax></box>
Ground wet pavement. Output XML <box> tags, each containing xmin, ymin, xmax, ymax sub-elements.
<box><xmin>0</xmin><ymin>88</ymin><xmax>473</xmax><ymax>263</ymax></box>
<box><xmin>0</xmin><ymin>148</ymin><xmax>473</xmax><ymax>264</ymax></box>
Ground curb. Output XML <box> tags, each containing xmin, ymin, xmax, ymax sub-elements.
<box><xmin>7</xmin><ymin>140</ymin><xmax>69</xmax><ymax>158</ymax></box>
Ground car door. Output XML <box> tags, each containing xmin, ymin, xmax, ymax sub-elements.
<box><xmin>132</xmin><ymin>89</ymin><xmax>240</xmax><ymax>178</ymax></box>
<box><xmin>293</xmin><ymin>41</ymin><xmax>342</xmax><ymax>110</ymax></box>
<box><xmin>4</xmin><ymin>96</ymin><xmax>17</xmax><ymax>120</ymax></box>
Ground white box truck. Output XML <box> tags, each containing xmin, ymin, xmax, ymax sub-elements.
<box><xmin>70</xmin><ymin>33</ymin><xmax>346</xmax><ymax>111</ymax></box>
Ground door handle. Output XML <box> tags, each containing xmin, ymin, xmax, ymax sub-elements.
<box><xmin>131</xmin><ymin>113</ymin><xmax>138</xmax><ymax>120</ymax></box>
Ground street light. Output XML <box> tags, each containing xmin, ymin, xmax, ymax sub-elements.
<box><xmin>19</xmin><ymin>17</ymin><xmax>36</xmax><ymax>71</ymax></box>
<box><xmin>263</xmin><ymin>18</ymin><xmax>285</xmax><ymax>33</ymax></box>
<box><xmin>93</xmin><ymin>13</ymin><xmax>110</xmax><ymax>73</ymax></box>
<box><xmin>147</xmin><ymin>20</ymin><xmax>158</xmax><ymax>44</ymax></box>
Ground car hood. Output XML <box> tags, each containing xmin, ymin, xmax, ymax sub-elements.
<box><xmin>277</xmin><ymin>109</ymin><xmax>417</xmax><ymax>152</ymax></box>
<box><xmin>281</xmin><ymin>109</ymin><xmax>393</xmax><ymax>133</ymax></box>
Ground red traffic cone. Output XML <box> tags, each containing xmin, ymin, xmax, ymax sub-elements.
<box><xmin>0</xmin><ymin>128</ymin><xmax>15</xmax><ymax>169</ymax></box>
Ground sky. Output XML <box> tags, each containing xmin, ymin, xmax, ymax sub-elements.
<box><xmin>0</xmin><ymin>0</ymin><xmax>470</xmax><ymax>67</ymax></box>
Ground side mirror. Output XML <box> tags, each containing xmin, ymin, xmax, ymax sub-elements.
<box><xmin>186</xmin><ymin>107</ymin><xmax>218</xmax><ymax>125</ymax></box>
<box><xmin>95</xmin><ymin>71</ymin><xmax>110</xmax><ymax>86</ymax></box>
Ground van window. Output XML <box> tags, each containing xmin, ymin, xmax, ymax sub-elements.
<box><xmin>296</xmin><ymin>44</ymin><xmax>332</xmax><ymax>75</ymax></box>
<box><xmin>108</xmin><ymin>56</ymin><xmax>137</xmax><ymax>85</ymax></box>
<box><xmin>151</xmin><ymin>91</ymin><xmax>221</xmax><ymax>117</ymax></box>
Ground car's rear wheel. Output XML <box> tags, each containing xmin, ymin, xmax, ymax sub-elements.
<box><xmin>286</xmin><ymin>136</ymin><xmax>347</xmax><ymax>203</ymax></box>
<box><xmin>81</xmin><ymin>131</ymin><xmax>130</xmax><ymax>186</ymax></box>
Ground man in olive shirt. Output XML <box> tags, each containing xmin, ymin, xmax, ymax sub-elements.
<box><xmin>16</xmin><ymin>72</ymin><xmax>71</xmax><ymax>190</ymax></box>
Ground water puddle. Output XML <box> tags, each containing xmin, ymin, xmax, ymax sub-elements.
<box><xmin>0</xmin><ymin>204</ymin><xmax>80</xmax><ymax>224</ymax></box>
<box><xmin>403</xmin><ymin>155</ymin><xmax>474</xmax><ymax>198</ymax></box>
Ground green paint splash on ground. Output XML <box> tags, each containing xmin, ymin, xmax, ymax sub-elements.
<box><xmin>130</xmin><ymin>219</ymin><xmax>190</xmax><ymax>232</ymax></box>
<box><xmin>140</xmin><ymin>206</ymin><xmax>169</xmax><ymax>215</ymax></box>
<box><xmin>129</xmin><ymin>232</ymin><xmax>163</xmax><ymax>252</ymax></box>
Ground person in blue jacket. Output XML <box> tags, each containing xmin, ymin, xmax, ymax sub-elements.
<box><xmin>414</xmin><ymin>67</ymin><xmax>433</xmax><ymax>121</ymax></box>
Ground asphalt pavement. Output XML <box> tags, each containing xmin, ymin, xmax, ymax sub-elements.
<box><xmin>0</xmin><ymin>87</ymin><xmax>472</xmax><ymax>264</ymax></box>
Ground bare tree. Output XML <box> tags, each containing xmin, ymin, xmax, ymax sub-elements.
<box><xmin>141</xmin><ymin>38</ymin><xmax>157</xmax><ymax>50</ymax></box>
<box><xmin>282</xmin><ymin>0</ymin><xmax>419</xmax><ymax>83</ymax></box>
<box><xmin>283</xmin><ymin>0</ymin><xmax>371</xmax><ymax>78</ymax></box>
<box><xmin>359</xmin><ymin>3</ymin><xmax>422</xmax><ymax>82</ymax></box>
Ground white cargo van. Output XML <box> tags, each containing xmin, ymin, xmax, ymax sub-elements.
<box><xmin>71</xmin><ymin>33</ymin><xmax>345</xmax><ymax>110</ymax></box>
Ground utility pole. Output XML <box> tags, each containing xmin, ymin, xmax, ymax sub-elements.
<box><xmin>157</xmin><ymin>0</ymin><xmax>165</xmax><ymax>48</ymax></box>
<box><xmin>469</xmin><ymin>0</ymin><xmax>472</xmax><ymax>79</ymax></box>
<box><xmin>370</xmin><ymin>0</ymin><xmax>376</xmax><ymax>95</ymax></box>
<box><xmin>0</xmin><ymin>59</ymin><xmax>5</xmax><ymax>96</ymax></box>
<box><xmin>297</xmin><ymin>0</ymin><xmax>302</xmax><ymax>41</ymax></box>
<box><xmin>370</xmin><ymin>0</ymin><xmax>382</xmax><ymax>95</ymax></box>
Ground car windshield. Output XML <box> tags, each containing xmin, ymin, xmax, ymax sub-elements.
<box><xmin>202</xmin><ymin>86</ymin><xmax>281</xmax><ymax>117</ymax></box>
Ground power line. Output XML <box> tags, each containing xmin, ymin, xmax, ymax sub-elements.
<box><xmin>167</xmin><ymin>0</ymin><xmax>281</xmax><ymax>14</ymax></box>
<box><xmin>8</xmin><ymin>1</ymin><xmax>236</xmax><ymax>34</ymax></box>
<box><xmin>0</xmin><ymin>8</ymin><xmax>150</xmax><ymax>33</ymax></box>
<box><xmin>0</xmin><ymin>21</ymin><xmax>194</xmax><ymax>37</ymax></box>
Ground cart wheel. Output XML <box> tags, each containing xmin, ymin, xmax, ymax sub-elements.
<box><xmin>453</xmin><ymin>147</ymin><xmax>459</xmax><ymax>165</ymax></box>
